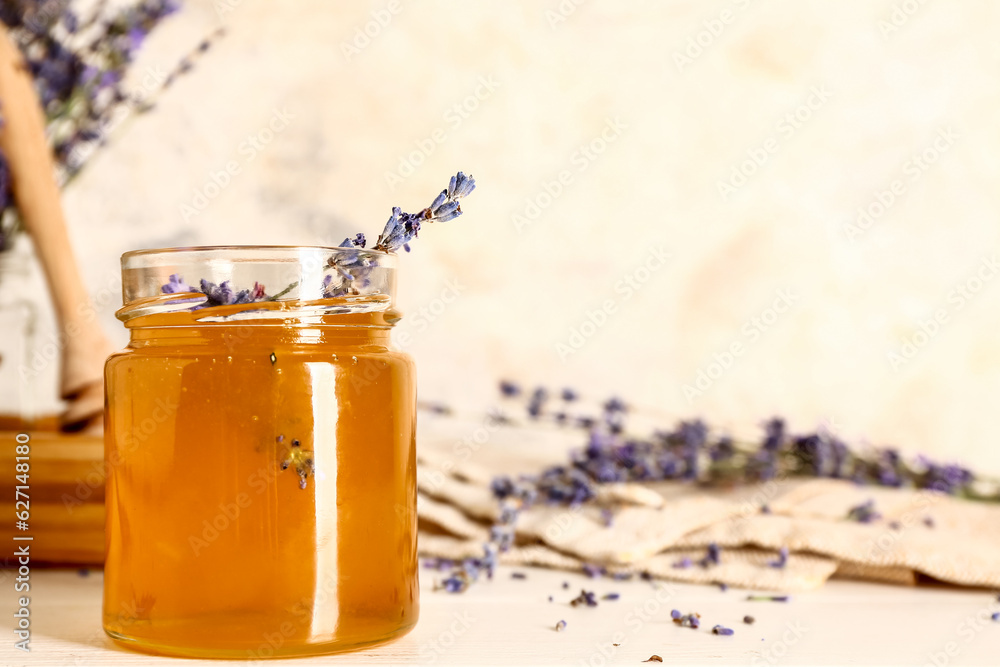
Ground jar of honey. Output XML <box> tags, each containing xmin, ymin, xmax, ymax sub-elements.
<box><xmin>103</xmin><ymin>246</ymin><xmax>418</xmax><ymax>658</ymax></box>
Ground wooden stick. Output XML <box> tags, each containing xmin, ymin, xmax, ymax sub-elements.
<box><xmin>0</xmin><ymin>27</ymin><xmax>113</xmax><ymax>431</ymax></box>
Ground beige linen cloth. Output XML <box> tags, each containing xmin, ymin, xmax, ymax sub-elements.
<box><xmin>415</xmin><ymin>416</ymin><xmax>1000</xmax><ymax>592</ymax></box>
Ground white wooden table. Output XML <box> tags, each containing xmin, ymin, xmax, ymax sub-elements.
<box><xmin>2</xmin><ymin>567</ymin><xmax>998</xmax><ymax>665</ymax></box>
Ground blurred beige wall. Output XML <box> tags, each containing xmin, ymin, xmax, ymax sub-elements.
<box><xmin>11</xmin><ymin>0</ymin><xmax>1000</xmax><ymax>472</ymax></box>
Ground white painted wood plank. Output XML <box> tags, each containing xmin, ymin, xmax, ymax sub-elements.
<box><xmin>2</xmin><ymin>568</ymin><xmax>998</xmax><ymax>665</ymax></box>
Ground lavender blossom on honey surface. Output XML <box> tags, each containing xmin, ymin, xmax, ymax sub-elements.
<box><xmin>158</xmin><ymin>172</ymin><xmax>476</xmax><ymax>305</ymax></box>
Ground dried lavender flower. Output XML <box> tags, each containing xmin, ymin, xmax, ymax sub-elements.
<box><xmin>847</xmin><ymin>499</ymin><xmax>881</xmax><ymax>523</ymax></box>
<box><xmin>602</xmin><ymin>592</ymin><xmax>620</xmax><ymax>600</ymax></box>
<box><xmin>743</xmin><ymin>615</ymin><xmax>755</xmax><ymax>624</ymax></box>
<box><xmin>555</xmin><ymin>620</ymin><xmax>567</xmax><ymax>632</ymax></box>
<box><xmin>673</xmin><ymin>612</ymin><xmax>701</xmax><ymax>629</ymax></box>
<box><xmin>699</xmin><ymin>543</ymin><xmax>721</xmax><ymax>568</ymax></box>
<box><xmin>499</xmin><ymin>380</ymin><xmax>522</xmax><ymax>397</ymax></box>
<box><xmin>712</xmin><ymin>625</ymin><xmax>735</xmax><ymax>636</ymax></box>
<box><xmin>374</xmin><ymin>172</ymin><xmax>476</xmax><ymax>252</ymax></box>
<box><xmin>161</xmin><ymin>273</ymin><xmax>193</xmax><ymax>294</ymax></box>
<box><xmin>768</xmin><ymin>547</ymin><xmax>789</xmax><ymax>569</ymax></box>
<box><xmin>569</xmin><ymin>589</ymin><xmax>598</xmax><ymax>607</ymax></box>
<box><xmin>157</xmin><ymin>171</ymin><xmax>477</xmax><ymax>306</ymax></box>
<box><xmin>746</xmin><ymin>595</ymin><xmax>789</xmax><ymax>602</ymax></box>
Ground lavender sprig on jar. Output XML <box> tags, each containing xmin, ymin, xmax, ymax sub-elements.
<box><xmin>159</xmin><ymin>172</ymin><xmax>476</xmax><ymax>305</ymax></box>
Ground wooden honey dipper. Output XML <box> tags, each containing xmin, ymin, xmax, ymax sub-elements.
<box><xmin>0</xmin><ymin>27</ymin><xmax>114</xmax><ymax>433</ymax></box>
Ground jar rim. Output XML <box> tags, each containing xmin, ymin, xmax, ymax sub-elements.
<box><xmin>118</xmin><ymin>244</ymin><xmax>398</xmax><ymax>321</ymax></box>
<box><xmin>122</xmin><ymin>244</ymin><xmax>395</xmax><ymax>262</ymax></box>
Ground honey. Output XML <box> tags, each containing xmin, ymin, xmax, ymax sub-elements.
<box><xmin>103</xmin><ymin>247</ymin><xmax>418</xmax><ymax>658</ymax></box>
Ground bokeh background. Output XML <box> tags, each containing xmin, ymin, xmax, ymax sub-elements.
<box><xmin>6</xmin><ymin>0</ymin><xmax>1000</xmax><ymax>472</ymax></box>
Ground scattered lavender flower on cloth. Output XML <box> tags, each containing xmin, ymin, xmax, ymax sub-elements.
<box><xmin>768</xmin><ymin>547</ymin><xmax>789</xmax><ymax>569</ymax></box>
<box><xmin>847</xmin><ymin>499</ymin><xmax>881</xmax><ymax>523</ymax></box>
<box><xmin>554</xmin><ymin>620</ymin><xmax>567</xmax><ymax>632</ymax></box>
<box><xmin>747</xmin><ymin>595</ymin><xmax>790</xmax><ymax>602</ymax></box>
<box><xmin>712</xmin><ymin>625</ymin><xmax>735</xmax><ymax>636</ymax></box>
<box><xmin>699</xmin><ymin>542</ymin><xmax>721</xmax><ymax>567</ymax></box>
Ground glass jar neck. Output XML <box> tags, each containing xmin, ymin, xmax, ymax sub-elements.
<box><xmin>125</xmin><ymin>310</ymin><xmax>398</xmax><ymax>350</ymax></box>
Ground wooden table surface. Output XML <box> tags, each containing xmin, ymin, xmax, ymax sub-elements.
<box><xmin>1</xmin><ymin>566</ymin><xmax>998</xmax><ymax>666</ymax></box>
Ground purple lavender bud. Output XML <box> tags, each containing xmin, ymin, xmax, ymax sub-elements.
<box><xmin>555</xmin><ymin>620</ymin><xmax>567</xmax><ymax>632</ymax></box>
<box><xmin>712</xmin><ymin>625</ymin><xmax>735</xmax><ymax>636</ymax></box>
<box><xmin>199</xmin><ymin>279</ymin><xmax>236</xmax><ymax>306</ymax></box>
<box><xmin>603</xmin><ymin>397</ymin><xmax>627</xmax><ymax>413</ymax></box>
<box><xmin>527</xmin><ymin>387</ymin><xmax>547</xmax><ymax>418</ymax></box>
<box><xmin>763</xmin><ymin>417</ymin><xmax>786</xmax><ymax>451</ymax></box>
<box><xmin>429</xmin><ymin>189</ymin><xmax>448</xmax><ymax>213</ymax></box>
<box><xmin>432</xmin><ymin>200</ymin><xmax>461</xmax><ymax>222</ymax></box>
<box><xmin>670</xmin><ymin>609</ymin><xmax>682</xmax><ymax>620</ymax></box>
<box><xmin>499</xmin><ymin>380</ymin><xmax>521</xmax><ymax>397</ymax></box>
<box><xmin>672</xmin><ymin>557</ymin><xmax>692</xmax><ymax>569</ymax></box>
<box><xmin>768</xmin><ymin>547</ymin><xmax>789</xmax><ymax>569</ymax></box>
<box><xmin>699</xmin><ymin>542</ymin><xmax>721</xmax><ymax>567</ymax></box>
<box><xmin>161</xmin><ymin>273</ymin><xmax>193</xmax><ymax>294</ymax></box>
<box><xmin>847</xmin><ymin>499</ymin><xmax>881</xmax><ymax>523</ymax></box>
<box><xmin>447</xmin><ymin>171</ymin><xmax>476</xmax><ymax>198</ymax></box>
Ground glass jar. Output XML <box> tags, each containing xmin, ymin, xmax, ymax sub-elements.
<box><xmin>103</xmin><ymin>246</ymin><xmax>418</xmax><ymax>659</ymax></box>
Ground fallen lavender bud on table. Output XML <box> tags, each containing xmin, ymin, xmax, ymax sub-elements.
<box><xmin>570</xmin><ymin>590</ymin><xmax>598</xmax><ymax>607</ymax></box>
